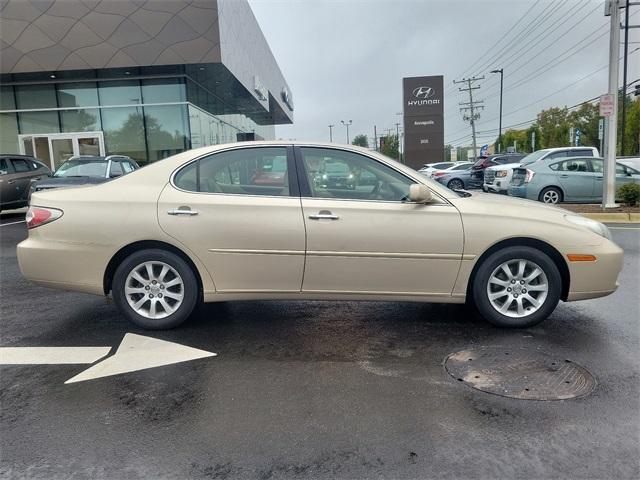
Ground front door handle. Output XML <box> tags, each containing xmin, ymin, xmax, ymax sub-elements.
<box><xmin>559</xmin><ymin>174</ymin><xmax>569</xmax><ymax>178</ymax></box>
<box><xmin>595</xmin><ymin>176</ymin><xmax>603</xmax><ymax>180</ymax></box>
<box><xmin>167</xmin><ymin>208</ymin><xmax>198</xmax><ymax>216</ymax></box>
<box><xmin>308</xmin><ymin>210</ymin><xmax>339</xmax><ymax>220</ymax></box>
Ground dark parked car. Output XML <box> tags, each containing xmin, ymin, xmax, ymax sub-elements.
<box><xmin>314</xmin><ymin>161</ymin><xmax>356</xmax><ymax>189</ymax></box>
<box><xmin>468</xmin><ymin>154</ymin><xmax>525</xmax><ymax>188</ymax></box>
<box><xmin>0</xmin><ymin>155</ymin><xmax>51</xmax><ymax>212</ymax></box>
<box><xmin>29</xmin><ymin>155</ymin><xmax>139</xmax><ymax>200</ymax></box>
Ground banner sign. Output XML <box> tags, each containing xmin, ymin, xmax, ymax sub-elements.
<box><xmin>403</xmin><ymin>75</ymin><xmax>444</xmax><ymax>169</ymax></box>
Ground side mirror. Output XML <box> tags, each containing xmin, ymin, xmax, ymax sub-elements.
<box><xmin>409</xmin><ymin>183</ymin><xmax>433</xmax><ymax>203</ymax></box>
<box><xmin>0</xmin><ymin>170</ymin><xmax>7</xmax><ymax>176</ymax></box>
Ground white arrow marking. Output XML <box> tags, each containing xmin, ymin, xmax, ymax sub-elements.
<box><xmin>0</xmin><ymin>347</ymin><xmax>111</xmax><ymax>365</ymax></box>
<box><xmin>0</xmin><ymin>334</ymin><xmax>217</xmax><ymax>384</ymax></box>
<box><xmin>64</xmin><ymin>333</ymin><xmax>216</xmax><ymax>384</ymax></box>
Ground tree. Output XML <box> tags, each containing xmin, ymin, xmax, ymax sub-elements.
<box><xmin>351</xmin><ymin>134</ymin><xmax>369</xmax><ymax>148</ymax></box>
<box><xmin>536</xmin><ymin>107</ymin><xmax>571</xmax><ymax>148</ymax></box>
<box><xmin>568</xmin><ymin>102</ymin><xmax>599</xmax><ymax>149</ymax></box>
<box><xmin>621</xmin><ymin>97</ymin><xmax>640</xmax><ymax>156</ymax></box>
<box><xmin>379</xmin><ymin>134</ymin><xmax>399</xmax><ymax>159</ymax></box>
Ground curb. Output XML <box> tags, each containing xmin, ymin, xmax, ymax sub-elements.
<box><xmin>579</xmin><ymin>212</ymin><xmax>640</xmax><ymax>224</ymax></box>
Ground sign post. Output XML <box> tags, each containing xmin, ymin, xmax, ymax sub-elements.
<box><xmin>402</xmin><ymin>76</ymin><xmax>444</xmax><ymax>169</ymax></box>
<box><xmin>598</xmin><ymin>118</ymin><xmax>604</xmax><ymax>154</ymax></box>
<box><xmin>531</xmin><ymin>131</ymin><xmax>536</xmax><ymax>151</ymax></box>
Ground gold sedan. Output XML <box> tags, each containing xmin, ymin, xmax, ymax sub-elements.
<box><xmin>18</xmin><ymin>142</ymin><xmax>623</xmax><ymax>329</ymax></box>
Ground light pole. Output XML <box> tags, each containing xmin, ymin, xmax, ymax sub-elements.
<box><xmin>490</xmin><ymin>69</ymin><xmax>504</xmax><ymax>153</ymax></box>
<box><xmin>328</xmin><ymin>124</ymin><xmax>334</xmax><ymax>142</ymax></box>
<box><xmin>341</xmin><ymin>120</ymin><xmax>352</xmax><ymax>144</ymax></box>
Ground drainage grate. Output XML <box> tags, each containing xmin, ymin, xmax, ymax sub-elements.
<box><xmin>444</xmin><ymin>347</ymin><xmax>596</xmax><ymax>400</ymax></box>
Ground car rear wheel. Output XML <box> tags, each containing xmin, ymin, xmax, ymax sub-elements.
<box><xmin>539</xmin><ymin>187</ymin><xmax>562</xmax><ymax>204</ymax></box>
<box><xmin>447</xmin><ymin>178</ymin><xmax>465</xmax><ymax>190</ymax></box>
<box><xmin>472</xmin><ymin>246</ymin><xmax>561</xmax><ymax>328</ymax></box>
<box><xmin>113</xmin><ymin>249</ymin><xmax>199</xmax><ymax>329</ymax></box>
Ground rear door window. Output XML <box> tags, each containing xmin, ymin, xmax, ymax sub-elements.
<box><xmin>10</xmin><ymin>158</ymin><xmax>30</xmax><ymax>173</ymax></box>
<box><xmin>552</xmin><ymin>158</ymin><xmax>591</xmax><ymax>172</ymax></box>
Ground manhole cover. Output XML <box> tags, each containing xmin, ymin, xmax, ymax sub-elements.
<box><xmin>444</xmin><ymin>347</ymin><xmax>596</xmax><ymax>400</ymax></box>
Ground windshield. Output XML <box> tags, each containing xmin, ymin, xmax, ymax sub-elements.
<box><xmin>520</xmin><ymin>150</ymin><xmax>549</xmax><ymax>166</ymax></box>
<box><xmin>54</xmin><ymin>159</ymin><xmax>108</xmax><ymax>178</ymax></box>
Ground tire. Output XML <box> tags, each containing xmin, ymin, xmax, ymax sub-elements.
<box><xmin>112</xmin><ymin>249</ymin><xmax>199</xmax><ymax>329</ymax></box>
<box><xmin>538</xmin><ymin>186</ymin><xmax>562</xmax><ymax>204</ymax></box>
<box><xmin>447</xmin><ymin>178</ymin><xmax>465</xmax><ymax>190</ymax></box>
<box><xmin>471</xmin><ymin>246</ymin><xmax>562</xmax><ymax>328</ymax></box>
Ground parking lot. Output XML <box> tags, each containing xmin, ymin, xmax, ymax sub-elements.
<box><xmin>1</xmin><ymin>211</ymin><xmax>639</xmax><ymax>479</ymax></box>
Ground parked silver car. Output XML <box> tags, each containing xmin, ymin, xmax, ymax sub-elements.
<box><xmin>509</xmin><ymin>156</ymin><xmax>640</xmax><ymax>204</ymax></box>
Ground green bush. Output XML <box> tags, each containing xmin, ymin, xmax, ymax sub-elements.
<box><xmin>617</xmin><ymin>183</ymin><xmax>640</xmax><ymax>207</ymax></box>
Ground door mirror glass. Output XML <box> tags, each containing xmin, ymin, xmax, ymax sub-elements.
<box><xmin>408</xmin><ymin>184</ymin><xmax>433</xmax><ymax>203</ymax></box>
<box><xmin>0</xmin><ymin>169</ymin><xmax>7</xmax><ymax>176</ymax></box>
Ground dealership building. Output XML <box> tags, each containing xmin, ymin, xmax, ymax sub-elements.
<box><xmin>0</xmin><ymin>0</ymin><xmax>293</xmax><ymax>168</ymax></box>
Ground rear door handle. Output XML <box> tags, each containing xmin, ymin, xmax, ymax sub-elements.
<box><xmin>595</xmin><ymin>176</ymin><xmax>603</xmax><ymax>180</ymax></box>
<box><xmin>309</xmin><ymin>210</ymin><xmax>339</xmax><ymax>220</ymax></box>
<box><xmin>167</xmin><ymin>208</ymin><xmax>198</xmax><ymax>216</ymax></box>
<box><xmin>559</xmin><ymin>174</ymin><xmax>569</xmax><ymax>178</ymax></box>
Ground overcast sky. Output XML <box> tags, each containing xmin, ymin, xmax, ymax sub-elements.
<box><xmin>249</xmin><ymin>0</ymin><xmax>640</xmax><ymax>148</ymax></box>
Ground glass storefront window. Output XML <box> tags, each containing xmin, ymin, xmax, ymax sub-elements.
<box><xmin>145</xmin><ymin>105</ymin><xmax>189</xmax><ymax>162</ymax></box>
<box><xmin>0</xmin><ymin>113</ymin><xmax>19</xmax><ymax>153</ymax></box>
<box><xmin>0</xmin><ymin>86</ymin><xmax>15</xmax><ymax>110</ymax></box>
<box><xmin>57</xmin><ymin>82</ymin><xmax>99</xmax><ymax>108</ymax></box>
<box><xmin>15</xmin><ymin>84</ymin><xmax>57</xmax><ymax>109</ymax></box>
<box><xmin>18</xmin><ymin>111</ymin><xmax>60</xmax><ymax>134</ymax></box>
<box><xmin>101</xmin><ymin>107</ymin><xmax>147</xmax><ymax>164</ymax></box>
<box><xmin>60</xmin><ymin>108</ymin><xmax>101</xmax><ymax>132</ymax></box>
<box><xmin>142</xmin><ymin>78</ymin><xmax>186</xmax><ymax>104</ymax></box>
<box><xmin>98</xmin><ymin>80</ymin><xmax>142</xmax><ymax>106</ymax></box>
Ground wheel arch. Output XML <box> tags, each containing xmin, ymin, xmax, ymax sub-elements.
<box><xmin>103</xmin><ymin>240</ymin><xmax>204</xmax><ymax>299</ymax></box>
<box><xmin>466</xmin><ymin>237</ymin><xmax>570</xmax><ymax>302</ymax></box>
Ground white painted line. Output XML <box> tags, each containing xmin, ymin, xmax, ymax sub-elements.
<box><xmin>608</xmin><ymin>226</ymin><xmax>640</xmax><ymax>230</ymax></box>
<box><xmin>65</xmin><ymin>333</ymin><xmax>216</xmax><ymax>384</ymax></box>
<box><xmin>0</xmin><ymin>220</ymin><xmax>26</xmax><ymax>227</ymax></box>
<box><xmin>0</xmin><ymin>346</ymin><xmax>111</xmax><ymax>365</ymax></box>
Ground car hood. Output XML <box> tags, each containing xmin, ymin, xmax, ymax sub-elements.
<box><xmin>451</xmin><ymin>190</ymin><xmax>572</xmax><ymax>217</ymax></box>
<box><xmin>486</xmin><ymin>162</ymin><xmax>522</xmax><ymax>171</ymax></box>
<box><xmin>33</xmin><ymin>177</ymin><xmax>108</xmax><ymax>188</ymax></box>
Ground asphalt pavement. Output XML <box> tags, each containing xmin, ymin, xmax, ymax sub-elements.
<box><xmin>1</xmin><ymin>212</ymin><xmax>638</xmax><ymax>479</ymax></box>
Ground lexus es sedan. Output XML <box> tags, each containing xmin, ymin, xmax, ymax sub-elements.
<box><xmin>18</xmin><ymin>142</ymin><xmax>623</xmax><ymax>330</ymax></box>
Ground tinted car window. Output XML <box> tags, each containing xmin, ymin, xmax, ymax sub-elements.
<box><xmin>547</xmin><ymin>151</ymin><xmax>568</xmax><ymax>159</ymax></box>
<box><xmin>451</xmin><ymin>163</ymin><xmax>471</xmax><ymax>170</ymax></box>
<box><xmin>175</xmin><ymin>147</ymin><xmax>290</xmax><ymax>196</ymax></box>
<box><xmin>569</xmin><ymin>149</ymin><xmax>594</xmax><ymax>157</ymax></box>
<box><xmin>11</xmin><ymin>159</ymin><xmax>30</xmax><ymax>173</ymax></box>
<box><xmin>109</xmin><ymin>161</ymin><xmax>123</xmax><ymax>177</ymax></box>
<box><xmin>54</xmin><ymin>159</ymin><xmax>108</xmax><ymax>177</ymax></box>
<box><xmin>301</xmin><ymin>147</ymin><xmax>412</xmax><ymax>202</ymax></box>
<box><xmin>551</xmin><ymin>158</ymin><xmax>590</xmax><ymax>172</ymax></box>
<box><xmin>122</xmin><ymin>161</ymin><xmax>135</xmax><ymax>173</ymax></box>
<box><xmin>0</xmin><ymin>158</ymin><xmax>9</xmax><ymax>173</ymax></box>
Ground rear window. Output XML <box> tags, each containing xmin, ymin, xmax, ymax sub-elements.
<box><xmin>11</xmin><ymin>159</ymin><xmax>30</xmax><ymax>173</ymax></box>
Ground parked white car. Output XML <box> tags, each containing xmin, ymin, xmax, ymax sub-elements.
<box><xmin>483</xmin><ymin>147</ymin><xmax>599</xmax><ymax>194</ymax></box>
<box><xmin>419</xmin><ymin>161</ymin><xmax>456</xmax><ymax>177</ymax></box>
<box><xmin>430</xmin><ymin>161</ymin><xmax>473</xmax><ymax>179</ymax></box>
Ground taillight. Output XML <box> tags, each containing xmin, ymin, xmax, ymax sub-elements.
<box><xmin>25</xmin><ymin>206</ymin><xmax>63</xmax><ymax>229</ymax></box>
<box><xmin>524</xmin><ymin>169</ymin><xmax>535</xmax><ymax>183</ymax></box>
<box><xmin>434</xmin><ymin>171</ymin><xmax>446</xmax><ymax>177</ymax></box>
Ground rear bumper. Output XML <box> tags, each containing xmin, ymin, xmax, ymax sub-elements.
<box><xmin>507</xmin><ymin>185</ymin><xmax>528</xmax><ymax>198</ymax></box>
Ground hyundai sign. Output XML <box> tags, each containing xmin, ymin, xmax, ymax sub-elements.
<box><xmin>403</xmin><ymin>75</ymin><xmax>444</xmax><ymax>169</ymax></box>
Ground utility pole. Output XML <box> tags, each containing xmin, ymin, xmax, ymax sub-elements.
<box><xmin>395</xmin><ymin>122</ymin><xmax>401</xmax><ymax>161</ymax></box>
<box><xmin>603</xmin><ymin>0</ymin><xmax>622</xmax><ymax>208</ymax></box>
<box><xmin>374</xmin><ymin>125</ymin><xmax>378</xmax><ymax>151</ymax></box>
<box><xmin>490</xmin><ymin>69</ymin><xmax>504</xmax><ymax>153</ymax></box>
<box><xmin>328</xmin><ymin>124</ymin><xmax>334</xmax><ymax>142</ymax></box>
<box><xmin>340</xmin><ymin>120</ymin><xmax>352</xmax><ymax>144</ymax></box>
<box><xmin>454</xmin><ymin>76</ymin><xmax>484</xmax><ymax>159</ymax></box>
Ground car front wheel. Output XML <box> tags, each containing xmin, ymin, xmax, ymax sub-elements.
<box><xmin>472</xmin><ymin>246</ymin><xmax>562</xmax><ymax>328</ymax></box>
<box><xmin>112</xmin><ymin>249</ymin><xmax>199</xmax><ymax>329</ymax></box>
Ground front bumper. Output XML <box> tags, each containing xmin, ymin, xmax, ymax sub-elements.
<box><xmin>565</xmin><ymin>238</ymin><xmax>624</xmax><ymax>301</ymax></box>
<box><xmin>483</xmin><ymin>181</ymin><xmax>507</xmax><ymax>193</ymax></box>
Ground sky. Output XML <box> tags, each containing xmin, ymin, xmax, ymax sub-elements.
<box><xmin>248</xmin><ymin>0</ymin><xmax>640</xmax><ymax>149</ymax></box>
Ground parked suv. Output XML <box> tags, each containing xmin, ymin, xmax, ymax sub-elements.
<box><xmin>469</xmin><ymin>154</ymin><xmax>525</xmax><ymax>188</ymax></box>
<box><xmin>484</xmin><ymin>147</ymin><xmax>598</xmax><ymax>194</ymax></box>
<box><xmin>0</xmin><ymin>155</ymin><xmax>51</xmax><ymax>212</ymax></box>
<box><xmin>29</xmin><ymin>155</ymin><xmax>139</xmax><ymax>200</ymax></box>
<box><xmin>509</xmin><ymin>156</ymin><xmax>639</xmax><ymax>203</ymax></box>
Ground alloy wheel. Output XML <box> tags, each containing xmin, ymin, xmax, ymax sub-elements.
<box><xmin>448</xmin><ymin>179</ymin><xmax>464</xmax><ymax>190</ymax></box>
<box><xmin>486</xmin><ymin>259</ymin><xmax>549</xmax><ymax>318</ymax></box>
<box><xmin>124</xmin><ymin>261</ymin><xmax>184</xmax><ymax>319</ymax></box>
<box><xmin>542</xmin><ymin>190</ymin><xmax>560</xmax><ymax>203</ymax></box>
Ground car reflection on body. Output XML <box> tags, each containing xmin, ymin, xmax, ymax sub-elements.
<box><xmin>18</xmin><ymin>142</ymin><xmax>623</xmax><ymax>331</ymax></box>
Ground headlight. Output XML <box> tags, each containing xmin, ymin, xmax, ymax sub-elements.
<box><xmin>496</xmin><ymin>170</ymin><xmax>507</xmax><ymax>177</ymax></box>
<box><xmin>564</xmin><ymin>215</ymin><xmax>612</xmax><ymax>241</ymax></box>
